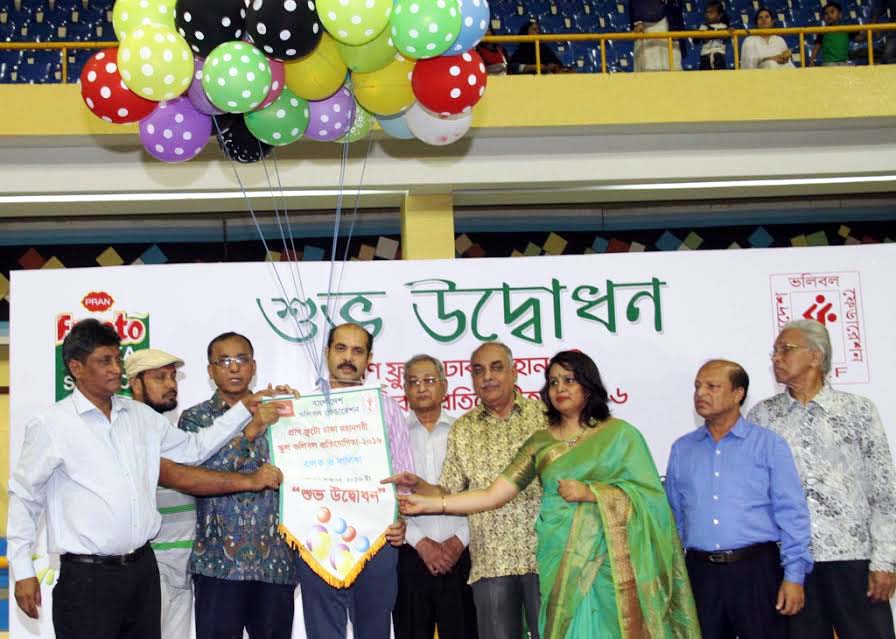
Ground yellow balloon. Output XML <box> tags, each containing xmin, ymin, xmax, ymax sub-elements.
<box><xmin>283</xmin><ymin>34</ymin><xmax>347</xmax><ymax>101</ymax></box>
<box><xmin>352</xmin><ymin>55</ymin><xmax>415</xmax><ymax>116</ymax></box>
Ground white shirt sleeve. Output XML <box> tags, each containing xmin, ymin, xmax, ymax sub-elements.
<box><xmin>406</xmin><ymin>517</ymin><xmax>426</xmax><ymax>548</ymax></box>
<box><xmin>741</xmin><ymin>37</ymin><xmax>760</xmax><ymax>69</ymax></box>
<box><xmin>159</xmin><ymin>401</ymin><xmax>251</xmax><ymax>465</ymax></box>
<box><xmin>7</xmin><ymin>417</ymin><xmax>62</xmax><ymax>580</ymax></box>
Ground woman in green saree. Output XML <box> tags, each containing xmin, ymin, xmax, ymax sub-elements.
<box><xmin>396</xmin><ymin>351</ymin><xmax>701</xmax><ymax>639</ymax></box>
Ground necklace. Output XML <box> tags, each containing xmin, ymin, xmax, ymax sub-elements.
<box><xmin>561</xmin><ymin>427</ymin><xmax>586</xmax><ymax>448</ymax></box>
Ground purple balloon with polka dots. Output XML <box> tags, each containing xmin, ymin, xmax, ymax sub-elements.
<box><xmin>305</xmin><ymin>85</ymin><xmax>356</xmax><ymax>142</ymax></box>
<box><xmin>187</xmin><ymin>57</ymin><xmax>224</xmax><ymax>116</ymax></box>
<box><xmin>139</xmin><ymin>96</ymin><xmax>213</xmax><ymax>163</ymax></box>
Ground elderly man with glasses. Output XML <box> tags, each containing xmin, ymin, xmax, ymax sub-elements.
<box><xmin>748</xmin><ymin>319</ymin><xmax>896</xmax><ymax>639</ymax></box>
<box><xmin>178</xmin><ymin>332</ymin><xmax>300</xmax><ymax>639</ymax></box>
<box><xmin>393</xmin><ymin>354</ymin><xmax>478</xmax><ymax>639</ymax></box>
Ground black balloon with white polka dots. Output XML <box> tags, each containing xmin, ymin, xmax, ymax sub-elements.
<box><xmin>174</xmin><ymin>0</ymin><xmax>247</xmax><ymax>58</ymax></box>
<box><xmin>214</xmin><ymin>114</ymin><xmax>273</xmax><ymax>163</ymax></box>
<box><xmin>246</xmin><ymin>0</ymin><xmax>323</xmax><ymax>61</ymax></box>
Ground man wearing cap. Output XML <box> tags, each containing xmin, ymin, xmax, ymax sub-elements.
<box><xmin>8</xmin><ymin>319</ymin><xmax>289</xmax><ymax>639</ymax></box>
<box><xmin>125</xmin><ymin>349</ymin><xmax>285</xmax><ymax>639</ymax></box>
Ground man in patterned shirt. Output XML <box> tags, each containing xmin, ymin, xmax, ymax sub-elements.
<box><xmin>296</xmin><ymin>322</ymin><xmax>413</xmax><ymax>639</ymax></box>
<box><xmin>386</xmin><ymin>341</ymin><xmax>545</xmax><ymax>639</ymax></box>
<box><xmin>179</xmin><ymin>332</ymin><xmax>299</xmax><ymax>639</ymax></box>
<box><xmin>748</xmin><ymin>319</ymin><xmax>896</xmax><ymax>639</ymax></box>
<box><xmin>125</xmin><ymin>348</ymin><xmax>285</xmax><ymax>639</ymax></box>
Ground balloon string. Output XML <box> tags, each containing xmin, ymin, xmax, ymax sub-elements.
<box><xmin>259</xmin><ymin>147</ymin><xmax>321</xmax><ymax>376</ymax></box>
<box><xmin>332</xmin><ymin>128</ymin><xmax>375</xmax><ymax>324</ymax></box>
<box><xmin>211</xmin><ymin>116</ymin><xmax>316</xmax><ymax>355</ymax></box>
<box><xmin>316</xmin><ymin>138</ymin><xmax>351</xmax><ymax>385</ymax></box>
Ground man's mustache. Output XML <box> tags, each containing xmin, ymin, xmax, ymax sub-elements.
<box><xmin>338</xmin><ymin>362</ymin><xmax>358</xmax><ymax>372</ymax></box>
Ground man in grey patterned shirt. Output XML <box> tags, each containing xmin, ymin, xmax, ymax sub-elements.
<box><xmin>748</xmin><ymin>319</ymin><xmax>896</xmax><ymax>639</ymax></box>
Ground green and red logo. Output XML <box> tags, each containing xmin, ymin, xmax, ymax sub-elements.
<box><xmin>55</xmin><ymin>299</ymin><xmax>151</xmax><ymax>400</ymax></box>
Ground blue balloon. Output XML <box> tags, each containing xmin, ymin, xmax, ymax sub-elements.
<box><xmin>332</xmin><ymin>517</ymin><xmax>347</xmax><ymax>535</ymax></box>
<box><xmin>377</xmin><ymin>111</ymin><xmax>415</xmax><ymax>140</ymax></box>
<box><xmin>446</xmin><ymin>0</ymin><xmax>490</xmax><ymax>56</ymax></box>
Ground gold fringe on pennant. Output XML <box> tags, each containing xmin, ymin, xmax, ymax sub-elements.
<box><xmin>278</xmin><ymin>523</ymin><xmax>388</xmax><ymax>589</ymax></box>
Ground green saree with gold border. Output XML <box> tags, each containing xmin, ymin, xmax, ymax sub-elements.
<box><xmin>502</xmin><ymin>419</ymin><xmax>701</xmax><ymax>639</ymax></box>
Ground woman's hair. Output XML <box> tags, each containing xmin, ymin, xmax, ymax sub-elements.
<box><xmin>518</xmin><ymin>19</ymin><xmax>537</xmax><ymax>35</ymax></box>
<box><xmin>753</xmin><ymin>6</ymin><xmax>774</xmax><ymax>25</ymax></box>
<box><xmin>540</xmin><ymin>350</ymin><xmax>611</xmax><ymax>426</ymax></box>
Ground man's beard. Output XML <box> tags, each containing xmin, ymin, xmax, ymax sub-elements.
<box><xmin>145</xmin><ymin>396</ymin><xmax>177</xmax><ymax>414</ymax></box>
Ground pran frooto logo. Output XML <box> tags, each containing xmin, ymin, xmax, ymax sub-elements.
<box><xmin>81</xmin><ymin>291</ymin><xmax>115</xmax><ymax>313</ymax></box>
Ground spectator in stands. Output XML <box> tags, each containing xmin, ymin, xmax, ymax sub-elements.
<box><xmin>871</xmin><ymin>0</ymin><xmax>896</xmax><ymax>63</ymax></box>
<box><xmin>631</xmin><ymin>0</ymin><xmax>685</xmax><ymax>71</ymax></box>
<box><xmin>699</xmin><ymin>1</ymin><xmax>731</xmax><ymax>69</ymax></box>
<box><xmin>477</xmin><ymin>27</ymin><xmax>510</xmax><ymax>75</ymax></box>
<box><xmin>508</xmin><ymin>19</ymin><xmax>569</xmax><ymax>74</ymax></box>
<box><xmin>810</xmin><ymin>2</ymin><xmax>850</xmax><ymax>65</ymax></box>
<box><xmin>741</xmin><ymin>7</ymin><xmax>796</xmax><ymax>68</ymax></box>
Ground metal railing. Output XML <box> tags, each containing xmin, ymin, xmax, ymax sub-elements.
<box><xmin>484</xmin><ymin>22</ymin><xmax>896</xmax><ymax>73</ymax></box>
<box><xmin>0</xmin><ymin>23</ymin><xmax>893</xmax><ymax>82</ymax></box>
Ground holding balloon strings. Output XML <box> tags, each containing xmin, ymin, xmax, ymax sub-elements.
<box><xmin>81</xmin><ymin>0</ymin><xmax>494</xmax><ymax>162</ymax></box>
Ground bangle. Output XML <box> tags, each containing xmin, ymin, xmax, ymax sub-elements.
<box><xmin>441</xmin><ymin>495</ymin><xmax>447</xmax><ymax>514</ymax></box>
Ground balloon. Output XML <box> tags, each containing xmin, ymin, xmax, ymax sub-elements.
<box><xmin>202</xmin><ymin>41</ymin><xmax>272</xmax><ymax>113</ymax></box>
<box><xmin>336</xmin><ymin>26</ymin><xmax>397</xmax><ymax>73</ymax></box>
<box><xmin>306</xmin><ymin>524</ymin><xmax>331</xmax><ymax>562</ymax></box>
<box><xmin>337</xmin><ymin>102</ymin><xmax>373</xmax><ymax>142</ymax></box>
<box><xmin>331</xmin><ymin>517</ymin><xmax>347</xmax><ymax>535</ymax></box>
<box><xmin>140</xmin><ymin>96</ymin><xmax>212</xmax><ymax>162</ymax></box>
<box><xmin>412</xmin><ymin>49</ymin><xmax>486</xmax><ymax>115</ymax></box>
<box><xmin>354</xmin><ymin>535</ymin><xmax>370</xmax><ymax>553</ymax></box>
<box><xmin>376</xmin><ymin>111</ymin><xmax>414</xmax><ymax>139</ymax></box>
<box><xmin>187</xmin><ymin>57</ymin><xmax>223</xmax><ymax>115</ymax></box>
<box><xmin>305</xmin><ymin>85</ymin><xmax>356</xmax><ymax>141</ymax></box>
<box><xmin>245</xmin><ymin>88</ymin><xmax>309</xmax><ymax>145</ymax></box>
<box><xmin>446</xmin><ymin>0</ymin><xmax>489</xmax><ymax>55</ymax></box>
<box><xmin>405</xmin><ymin>101</ymin><xmax>472</xmax><ymax>145</ymax></box>
<box><xmin>390</xmin><ymin>0</ymin><xmax>461</xmax><ymax>60</ymax></box>
<box><xmin>246</xmin><ymin>0</ymin><xmax>322</xmax><ymax>61</ymax></box>
<box><xmin>317</xmin><ymin>507</ymin><xmax>332</xmax><ymax>523</ymax></box>
<box><xmin>80</xmin><ymin>48</ymin><xmax>157</xmax><ymax>124</ymax></box>
<box><xmin>317</xmin><ymin>0</ymin><xmax>392</xmax><ymax>46</ymax></box>
<box><xmin>215</xmin><ymin>114</ymin><xmax>273</xmax><ymax>162</ymax></box>
<box><xmin>341</xmin><ymin>526</ymin><xmax>357</xmax><ymax>542</ymax></box>
<box><xmin>257</xmin><ymin>58</ymin><xmax>285</xmax><ymax>110</ymax></box>
<box><xmin>112</xmin><ymin>0</ymin><xmax>176</xmax><ymax>41</ymax></box>
<box><xmin>118</xmin><ymin>24</ymin><xmax>195</xmax><ymax>101</ymax></box>
<box><xmin>352</xmin><ymin>55</ymin><xmax>414</xmax><ymax>115</ymax></box>
<box><xmin>174</xmin><ymin>0</ymin><xmax>246</xmax><ymax>57</ymax></box>
<box><xmin>283</xmin><ymin>34</ymin><xmax>347</xmax><ymax>101</ymax></box>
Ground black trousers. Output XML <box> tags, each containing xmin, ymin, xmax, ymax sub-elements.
<box><xmin>700</xmin><ymin>52</ymin><xmax>727</xmax><ymax>69</ymax></box>
<box><xmin>789</xmin><ymin>560</ymin><xmax>895</xmax><ymax>639</ymax></box>
<box><xmin>393</xmin><ymin>545</ymin><xmax>478</xmax><ymax>639</ymax></box>
<box><xmin>685</xmin><ymin>543</ymin><xmax>787</xmax><ymax>639</ymax></box>
<box><xmin>193</xmin><ymin>574</ymin><xmax>296</xmax><ymax>639</ymax></box>
<box><xmin>52</xmin><ymin>546</ymin><xmax>161</xmax><ymax>639</ymax></box>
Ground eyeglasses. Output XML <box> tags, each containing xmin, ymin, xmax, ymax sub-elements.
<box><xmin>405</xmin><ymin>377</ymin><xmax>442</xmax><ymax>388</ymax></box>
<box><xmin>770</xmin><ymin>343</ymin><xmax>808</xmax><ymax>358</ymax></box>
<box><xmin>211</xmin><ymin>355</ymin><xmax>254</xmax><ymax>368</ymax></box>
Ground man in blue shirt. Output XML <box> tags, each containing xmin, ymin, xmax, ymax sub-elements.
<box><xmin>665</xmin><ymin>359</ymin><xmax>813</xmax><ymax>639</ymax></box>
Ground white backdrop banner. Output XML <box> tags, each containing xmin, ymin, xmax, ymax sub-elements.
<box><xmin>9</xmin><ymin>244</ymin><xmax>896</xmax><ymax>638</ymax></box>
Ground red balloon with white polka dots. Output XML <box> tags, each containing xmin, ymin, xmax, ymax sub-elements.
<box><xmin>411</xmin><ymin>50</ymin><xmax>487</xmax><ymax>116</ymax></box>
<box><xmin>79</xmin><ymin>48</ymin><xmax>157</xmax><ymax>124</ymax></box>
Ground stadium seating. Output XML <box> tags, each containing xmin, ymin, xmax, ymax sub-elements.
<box><xmin>0</xmin><ymin>0</ymin><xmax>890</xmax><ymax>81</ymax></box>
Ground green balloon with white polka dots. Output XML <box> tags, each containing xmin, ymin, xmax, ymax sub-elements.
<box><xmin>318</xmin><ymin>0</ymin><xmax>393</xmax><ymax>46</ymax></box>
<box><xmin>244</xmin><ymin>88</ymin><xmax>310</xmax><ymax>146</ymax></box>
<box><xmin>202</xmin><ymin>41</ymin><xmax>273</xmax><ymax>114</ymax></box>
<box><xmin>390</xmin><ymin>0</ymin><xmax>461</xmax><ymax>59</ymax></box>
<box><xmin>337</xmin><ymin>102</ymin><xmax>374</xmax><ymax>142</ymax></box>
<box><xmin>118</xmin><ymin>23</ymin><xmax>194</xmax><ymax>101</ymax></box>
<box><xmin>112</xmin><ymin>0</ymin><xmax>176</xmax><ymax>42</ymax></box>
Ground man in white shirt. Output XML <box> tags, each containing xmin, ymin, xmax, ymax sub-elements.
<box><xmin>125</xmin><ymin>348</ymin><xmax>284</xmax><ymax>639</ymax></box>
<box><xmin>393</xmin><ymin>354</ymin><xmax>478</xmax><ymax>639</ymax></box>
<box><xmin>8</xmin><ymin>319</ymin><xmax>285</xmax><ymax>639</ymax></box>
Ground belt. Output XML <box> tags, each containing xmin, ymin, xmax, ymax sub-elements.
<box><xmin>61</xmin><ymin>542</ymin><xmax>150</xmax><ymax>566</ymax></box>
<box><xmin>687</xmin><ymin>541</ymin><xmax>778</xmax><ymax>564</ymax></box>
